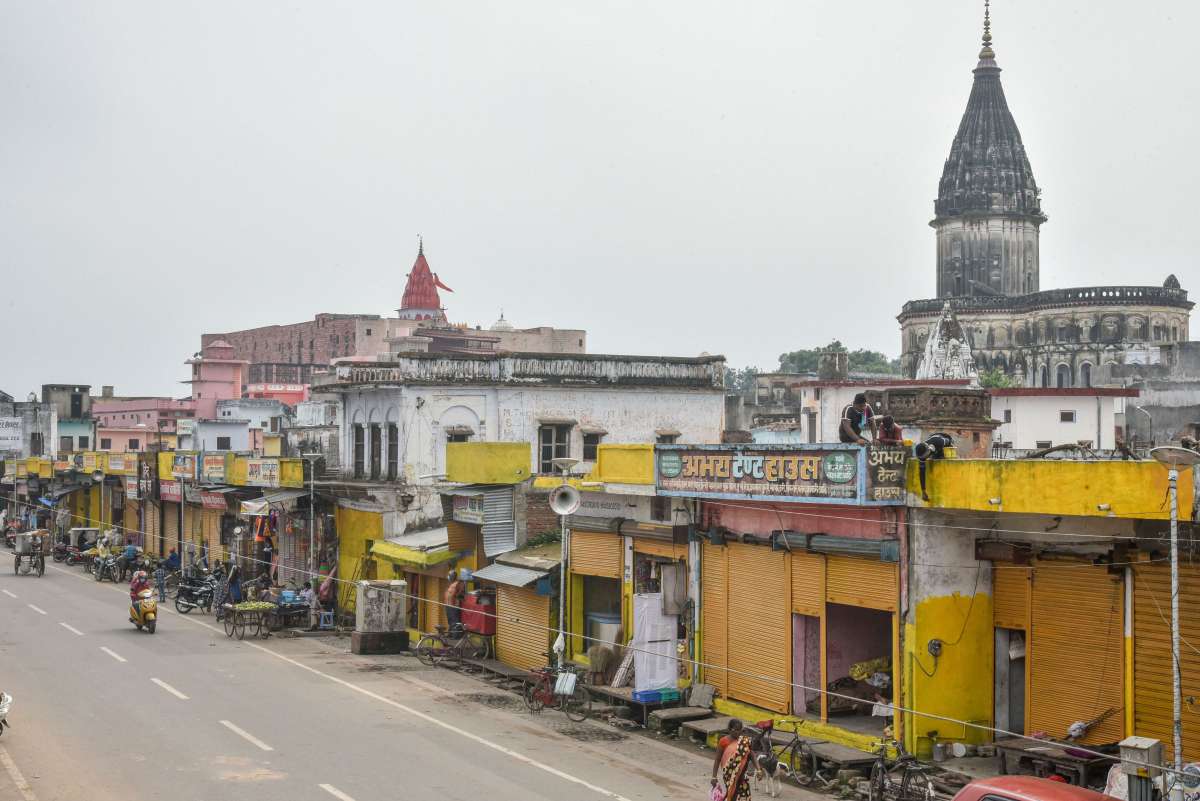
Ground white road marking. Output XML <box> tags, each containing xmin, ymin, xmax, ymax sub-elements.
<box><xmin>49</xmin><ymin>562</ymin><xmax>633</xmax><ymax>800</ymax></box>
<box><xmin>1</xmin><ymin>589</ymin><xmax>16</xmax><ymax>598</ymax></box>
<box><xmin>27</xmin><ymin>604</ymin><xmax>45</xmax><ymax>615</ymax></box>
<box><xmin>0</xmin><ymin>745</ymin><xmax>39</xmax><ymax>801</ymax></box>
<box><xmin>319</xmin><ymin>784</ymin><xmax>357</xmax><ymax>801</ymax></box>
<box><xmin>219</xmin><ymin>720</ymin><xmax>274</xmax><ymax>752</ymax></box>
<box><xmin>100</xmin><ymin>646</ymin><xmax>127</xmax><ymax>663</ymax></box>
<box><xmin>150</xmin><ymin>678</ymin><xmax>189</xmax><ymax>700</ymax></box>
<box><xmin>58</xmin><ymin>622</ymin><xmax>84</xmax><ymax>636</ymax></box>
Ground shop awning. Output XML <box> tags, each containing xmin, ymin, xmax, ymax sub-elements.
<box><xmin>443</xmin><ymin>486</ymin><xmax>486</xmax><ymax>497</ymax></box>
<box><xmin>370</xmin><ymin>527</ymin><xmax>456</xmax><ymax>569</ymax></box>
<box><xmin>240</xmin><ymin>488</ymin><xmax>307</xmax><ymax>516</ymax></box>
<box><xmin>471</xmin><ymin>563</ymin><xmax>548</xmax><ymax>588</ymax></box>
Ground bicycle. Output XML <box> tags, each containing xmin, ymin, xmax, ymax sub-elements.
<box><xmin>414</xmin><ymin>624</ymin><xmax>491</xmax><ymax>667</ymax></box>
<box><xmin>523</xmin><ymin>662</ymin><xmax>591</xmax><ymax>722</ymax></box>
<box><xmin>868</xmin><ymin>737</ymin><xmax>933</xmax><ymax>801</ymax></box>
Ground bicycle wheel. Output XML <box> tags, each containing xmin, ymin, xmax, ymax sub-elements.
<box><xmin>464</xmin><ymin>633</ymin><xmax>490</xmax><ymax>660</ymax></box>
<box><xmin>523</xmin><ymin>679</ymin><xmax>546</xmax><ymax>713</ymax></box>
<box><xmin>224</xmin><ymin>611</ymin><xmax>236</xmax><ymax>638</ymax></box>
<box><xmin>900</xmin><ymin>770</ymin><xmax>933</xmax><ymax>801</ymax></box>
<box><xmin>561</xmin><ymin>683</ymin><xmax>591</xmax><ymax>722</ymax></box>
<box><xmin>234</xmin><ymin>615</ymin><xmax>247</xmax><ymax>640</ymax></box>
<box><xmin>415</xmin><ymin>635</ymin><xmax>441</xmax><ymax>667</ymax></box>
<box><xmin>35</xmin><ymin>556</ymin><xmax>44</xmax><ymax>577</ymax></box>
<box><xmin>869</xmin><ymin>760</ymin><xmax>889</xmax><ymax>801</ymax></box>
<box><xmin>12</xmin><ymin>556</ymin><xmax>18</xmax><ymax>575</ymax></box>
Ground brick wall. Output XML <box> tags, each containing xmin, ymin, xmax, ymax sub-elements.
<box><xmin>524</xmin><ymin>492</ymin><xmax>558</xmax><ymax>539</ymax></box>
<box><xmin>203</xmin><ymin>314</ymin><xmax>381</xmax><ymax>381</ymax></box>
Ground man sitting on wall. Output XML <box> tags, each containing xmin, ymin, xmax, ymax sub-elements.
<box><xmin>876</xmin><ymin>415</ymin><xmax>904</xmax><ymax>446</ymax></box>
<box><xmin>839</xmin><ymin>393</ymin><xmax>877</xmax><ymax>445</ymax></box>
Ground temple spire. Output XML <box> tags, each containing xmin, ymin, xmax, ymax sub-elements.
<box><xmin>979</xmin><ymin>0</ymin><xmax>995</xmax><ymax>60</ymax></box>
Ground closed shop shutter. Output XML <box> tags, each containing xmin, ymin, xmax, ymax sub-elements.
<box><xmin>791</xmin><ymin>551</ymin><xmax>825</xmax><ymax>616</ymax></box>
<box><xmin>422</xmin><ymin>576</ymin><xmax>447</xmax><ymax>631</ymax></box>
<box><xmin>634</xmin><ymin>538</ymin><xmax>687</xmax><ymax>561</ymax></box>
<box><xmin>162</xmin><ymin>502</ymin><xmax>180</xmax><ymax>552</ymax></box>
<box><xmin>495</xmin><ymin>584</ymin><xmax>550</xmax><ymax>671</ymax></box>
<box><xmin>1028</xmin><ymin>562</ymin><xmax>1124</xmax><ymax>744</ymax></box>
<box><xmin>1134</xmin><ymin>563</ymin><xmax>1200</xmax><ymax>761</ymax></box>
<box><xmin>826</xmin><ymin>555</ymin><xmax>898</xmax><ymax>612</ymax></box>
<box><xmin>447</xmin><ymin>521</ymin><xmax>479</xmax><ymax>560</ymax></box>
<box><xmin>702</xmin><ymin>542</ymin><xmax>729</xmax><ymax>696</ymax></box>
<box><xmin>570</xmin><ymin>531</ymin><xmax>622</xmax><ymax>578</ymax></box>
<box><xmin>727</xmin><ymin>542</ymin><xmax>791</xmax><ymax>713</ymax></box>
<box><xmin>993</xmin><ymin>564</ymin><xmax>1031</xmax><ymax>630</ymax></box>
<box><xmin>123</xmin><ymin>499</ymin><xmax>140</xmax><ymax>545</ymax></box>
<box><xmin>144</xmin><ymin>502</ymin><xmax>161</xmax><ymax>555</ymax></box>
<box><xmin>483</xmin><ymin>488</ymin><xmax>516</xmax><ymax>557</ymax></box>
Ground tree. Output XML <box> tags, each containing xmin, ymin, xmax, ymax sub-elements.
<box><xmin>978</xmin><ymin>367</ymin><xmax>1017</xmax><ymax>388</ymax></box>
<box><xmin>778</xmin><ymin>340</ymin><xmax>900</xmax><ymax>375</ymax></box>
<box><xmin>724</xmin><ymin>366</ymin><xmax>760</xmax><ymax>396</ymax></box>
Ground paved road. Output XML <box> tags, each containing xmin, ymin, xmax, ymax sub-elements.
<box><xmin>0</xmin><ymin>558</ymin><xmax>756</xmax><ymax>801</ymax></box>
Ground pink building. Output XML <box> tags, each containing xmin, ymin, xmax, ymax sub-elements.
<box><xmin>184</xmin><ymin>340</ymin><xmax>248</xmax><ymax>420</ymax></box>
<box><xmin>93</xmin><ymin>397</ymin><xmax>195</xmax><ymax>435</ymax></box>
<box><xmin>245</xmin><ymin>383</ymin><xmax>308</xmax><ymax>405</ymax></box>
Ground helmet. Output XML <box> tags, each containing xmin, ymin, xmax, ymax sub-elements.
<box><xmin>133</xmin><ymin>570</ymin><xmax>148</xmax><ymax>583</ymax></box>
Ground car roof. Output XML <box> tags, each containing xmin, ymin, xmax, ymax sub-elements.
<box><xmin>965</xmin><ymin>776</ymin><xmax>1117</xmax><ymax>801</ymax></box>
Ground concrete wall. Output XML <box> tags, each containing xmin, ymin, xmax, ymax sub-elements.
<box><xmin>194</xmin><ymin>420</ymin><xmax>251</xmax><ymax>452</ymax></box>
<box><xmin>0</xmin><ymin>401</ymin><xmax>58</xmax><ymax>459</ymax></box>
<box><xmin>991</xmin><ymin>393</ymin><xmax>1122</xmax><ymax>449</ymax></box>
<box><xmin>216</xmin><ymin>398</ymin><xmax>287</xmax><ymax>431</ymax></box>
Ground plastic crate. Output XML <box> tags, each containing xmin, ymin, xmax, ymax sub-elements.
<box><xmin>659</xmin><ymin>688</ymin><xmax>682</xmax><ymax>702</ymax></box>
<box><xmin>632</xmin><ymin>690</ymin><xmax>662</xmax><ymax>703</ymax></box>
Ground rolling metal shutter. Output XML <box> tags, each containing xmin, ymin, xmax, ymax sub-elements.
<box><xmin>790</xmin><ymin>551</ymin><xmax>825</xmax><ymax>616</ymax></box>
<box><xmin>1028</xmin><ymin>562</ymin><xmax>1124</xmax><ymax>744</ymax></box>
<box><xmin>825</xmin><ymin>555</ymin><xmax>898</xmax><ymax>612</ymax></box>
<box><xmin>495</xmin><ymin>585</ymin><xmax>551</xmax><ymax>672</ymax></box>
<box><xmin>1134</xmin><ymin>563</ymin><xmax>1200</xmax><ymax>761</ymax></box>
<box><xmin>422</xmin><ymin>576</ymin><xmax>447</xmax><ymax>631</ymax></box>
<box><xmin>570</xmin><ymin>531</ymin><xmax>622</xmax><ymax>578</ymax></box>
<box><xmin>633</xmin><ymin>538</ymin><xmax>687</xmax><ymax>561</ymax></box>
<box><xmin>727</xmin><ymin>542</ymin><xmax>791</xmax><ymax>713</ymax></box>
<box><xmin>482</xmin><ymin>488</ymin><xmax>515</xmax><ymax>557</ymax></box>
<box><xmin>143</xmin><ymin>502</ymin><xmax>161</xmax><ymax>555</ymax></box>
<box><xmin>702</xmin><ymin>541</ymin><xmax>729</xmax><ymax>696</ymax></box>
<box><xmin>162</xmin><ymin>502</ymin><xmax>180</xmax><ymax>552</ymax></box>
<box><xmin>993</xmin><ymin>564</ymin><xmax>1031</xmax><ymax>630</ymax></box>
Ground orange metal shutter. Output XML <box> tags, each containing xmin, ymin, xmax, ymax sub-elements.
<box><xmin>825</xmin><ymin>555</ymin><xmax>898</xmax><ymax>612</ymax></box>
<box><xmin>993</xmin><ymin>564</ymin><xmax>1031</xmax><ymax>630</ymax></box>
<box><xmin>495</xmin><ymin>585</ymin><xmax>551</xmax><ymax>672</ymax></box>
<box><xmin>570</xmin><ymin>531</ymin><xmax>622</xmax><ymax>578</ymax></box>
<box><xmin>1134</xmin><ymin>563</ymin><xmax>1200</xmax><ymax>761</ymax></box>
<box><xmin>790</xmin><ymin>551</ymin><xmax>825</xmax><ymax>616</ymax></box>
<box><xmin>727</xmin><ymin>543</ymin><xmax>791</xmax><ymax>713</ymax></box>
<box><xmin>1028</xmin><ymin>562</ymin><xmax>1124</xmax><ymax>744</ymax></box>
<box><xmin>634</xmin><ymin>538</ymin><xmax>687</xmax><ymax>561</ymax></box>
<box><xmin>702</xmin><ymin>541</ymin><xmax>729</xmax><ymax>696</ymax></box>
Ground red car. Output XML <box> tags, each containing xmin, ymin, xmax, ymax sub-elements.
<box><xmin>953</xmin><ymin>777</ymin><xmax>1117</xmax><ymax>801</ymax></box>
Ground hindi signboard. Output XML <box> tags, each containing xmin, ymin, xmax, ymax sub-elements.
<box><xmin>244</xmin><ymin>458</ymin><xmax>280</xmax><ymax>488</ymax></box>
<box><xmin>452</xmin><ymin>494</ymin><xmax>485</xmax><ymax>525</ymax></box>
<box><xmin>656</xmin><ymin>445</ymin><xmax>907</xmax><ymax>506</ymax></box>
<box><xmin>0</xmin><ymin>418</ymin><xmax>21</xmax><ymax>451</ymax></box>
<box><xmin>201</xmin><ymin>453</ymin><xmax>227</xmax><ymax>483</ymax></box>
<box><xmin>159</xmin><ymin>480</ymin><xmax>183</xmax><ymax>503</ymax></box>
<box><xmin>171</xmin><ymin>453</ymin><xmax>197</xmax><ymax>480</ymax></box>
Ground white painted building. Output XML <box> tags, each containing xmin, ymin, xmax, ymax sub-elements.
<box><xmin>215</xmin><ymin>398</ymin><xmax>289</xmax><ymax>433</ymax></box>
<box><xmin>316</xmin><ymin>352</ymin><xmax>727</xmax><ymax>532</ymax></box>
<box><xmin>193</xmin><ymin>419</ymin><xmax>251</xmax><ymax>452</ymax></box>
<box><xmin>989</xmin><ymin>388</ymin><xmax>1137</xmax><ymax>451</ymax></box>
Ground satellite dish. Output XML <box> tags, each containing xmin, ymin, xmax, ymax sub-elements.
<box><xmin>91</xmin><ymin>470</ymin><xmax>104</xmax><ymax>484</ymax></box>
<box><xmin>549</xmin><ymin>484</ymin><xmax>581</xmax><ymax>516</ymax></box>
<box><xmin>551</xmin><ymin>457</ymin><xmax>580</xmax><ymax>475</ymax></box>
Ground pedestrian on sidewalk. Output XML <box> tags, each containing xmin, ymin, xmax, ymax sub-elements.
<box><xmin>153</xmin><ymin>561</ymin><xmax>167</xmax><ymax>602</ymax></box>
<box><xmin>711</xmin><ymin>719</ymin><xmax>754</xmax><ymax>801</ymax></box>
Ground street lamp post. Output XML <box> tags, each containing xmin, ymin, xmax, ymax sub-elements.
<box><xmin>301</xmin><ymin>451</ymin><xmax>319</xmax><ymax>583</ymax></box>
<box><xmin>550</xmin><ymin>457</ymin><xmax>581</xmax><ymax>669</ymax></box>
<box><xmin>1151</xmin><ymin>446</ymin><xmax>1200</xmax><ymax>800</ymax></box>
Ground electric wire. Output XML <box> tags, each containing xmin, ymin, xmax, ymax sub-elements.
<box><xmin>3</xmin><ymin>490</ymin><xmax>1195</xmax><ymax>777</ymax></box>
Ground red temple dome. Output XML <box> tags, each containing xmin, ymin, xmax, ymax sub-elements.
<box><xmin>399</xmin><ymin>240</ymin><xmax>452</xmax><ymax>321</ymax></box>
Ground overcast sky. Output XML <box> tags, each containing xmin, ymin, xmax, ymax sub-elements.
<box><xmin>2</xmin><ymin>1</ymin><xmax>1197</xmax><ymax>397</ymax></box>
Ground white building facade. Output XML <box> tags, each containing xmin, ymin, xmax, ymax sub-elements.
<box><xmin>988</xmin><ymin>388</ymin><xmax>1137</xmax><ymax>451</ymax></box>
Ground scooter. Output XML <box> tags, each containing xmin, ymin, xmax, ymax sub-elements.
<box><xmin>0</xmin><ymin>692</ymin><xmax>12</xmax><ymax>735</ymax></box>
<box><xmin>129</xmin><ymin>588</ymin><xmax>157</xmax><ymax>634</ymax></box>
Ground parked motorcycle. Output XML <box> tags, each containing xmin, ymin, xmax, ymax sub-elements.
<box><xmin>93</xmin><ymin>554</ymin><xmax>120</xmax><ymax>583</ymax></box>
<box><xmin>174</xmin><ymin>573</ymin><xmax>217</xmax><ymax>614</ymax></box>
<box><xmin>64</xmin><ymin>545</ymin><xmax>85</xmax><ymax>566</ymax></box>
<box><xmin>0</xmin><ymin>691</ymin><xmax>12</xmax><ymax>735</ymax></box>
<box><xmin>130</xmin><ymin>588</ymin><xmax>157</xmax><ymax>634</ymax></box>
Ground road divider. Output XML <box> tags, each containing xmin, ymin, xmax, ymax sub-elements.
<box><xmin>27</xmin><ymin>604</ymin><xmax>45</xmax><ymax>615</ymax></box>
<box><xmin>319</xmin><ymin>784</ymin><xmax>357</xmax><ymax>801</ymax></box>
<box><xmin>219</xmin><ymin>720</ymin><xmax>273</xmax><ymax>752</ymax></box>
<box><xmin>100</xmin><ymin>646</ymin><xmax>126</xmax><ymax>663</ymax></box>
<box><xmin>0</xmin><ymin>745</ymin><xmax>39</xmax><ymax>801</ymax></box>
<box><xmin>1</xmin><ymin>589</ymin><xmax>16</xmax><ymax>599</ymax></box>
<box><xmin>150</xmin><ymin>678</ymin><xmax>189</xmax><ymax>700</ymax></box>
<box><xmin>58</xmin><ymin>622</ymin><xmax>83</xmax><ymax>636</ymax></box>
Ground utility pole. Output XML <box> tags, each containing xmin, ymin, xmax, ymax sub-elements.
<box><xmin>1151</xmin><ymin>447</ymin><xmax>1200</xmax><ymax>799</ymax></box>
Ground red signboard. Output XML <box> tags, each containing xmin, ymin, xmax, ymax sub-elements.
<box><xmin>159</xmin><ymin>480</ymin><xmax>182</xmax><ymax>503</ymax></box>
<box><xmin>200</xmin><ymin>492</ymin><xmax>227</xmax><ymax>510</ymax></box>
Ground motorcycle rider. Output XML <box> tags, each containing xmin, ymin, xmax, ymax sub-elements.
<box><xmin>129</xmin><ymin>569</ymin><xmax>152</xmax><ymax>621</ymax></box>
<box><xmin>164</xmin><ymin>547</ymin><xmax>181</xmax><ymax>572</ymax></box>
<box><xmin>119</xmin><ymin>541</ymin><xmax>139</xmax><ymax>580</ymax></box>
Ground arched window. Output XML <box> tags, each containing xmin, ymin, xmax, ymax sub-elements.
<box><xmin>1080</xmin><ymin>363</ymin><xmax>1092</xmax><ymax>388</ymax></box>
<box><xmin>1056</xmin><ymin>364</ymin><xmax>1071</xmax><ymax>389</ymax></box>
<box><xmin>1040</xmin><ymin>365</ymin><xmax>1050</xmax><ymax>388</ymax></box>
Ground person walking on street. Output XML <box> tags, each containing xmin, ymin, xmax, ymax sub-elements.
<box><xmin>444</xmin><ymin>570</ymin><xmax>465</xmax><ymax>632</ymax></box>
<box><xmin>711</xmin><ymin>720</ymin><xmax>754</xmax><ymax>800</ymax></box>
<box><xmin>153</xmin><ymin>561</ymin><xmax>167</xmax><ymax>602</ymax></box>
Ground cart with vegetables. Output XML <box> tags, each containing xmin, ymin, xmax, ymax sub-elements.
<box><xmin>222</xmin><ymin>600</ymin><xmax>279</xmax><ymax>640</ymax></box>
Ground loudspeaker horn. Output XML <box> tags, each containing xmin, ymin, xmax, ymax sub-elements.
<box><xmin>91</xmin><ymin>469</ymin><xmax>105</xmax><ymax>484</ymax></box>
<box><xmin>549</xmin><ymin>484</ymin><xmax>581</xmax><ymax>516</ymax></box>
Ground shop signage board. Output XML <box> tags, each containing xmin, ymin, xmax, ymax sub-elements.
<box><xmin>655</xmin><ymin>444</ymin><xmax>907</xmax><ymax>507</ymax></box>
<box><xmin>245</xmin><ymin>458</ymin><xmax>280</xmax><ymax>488</ymax></box>
<box><xmin>0</xmin><ymin>417</ymin><xmax>22</xmax><ymax>450</ymax></box>
<box><xmin>452</xmin><ymin>494</ymin><xmax>485</xmax><ymax>524</ymax></box>
<box><xmin>81</xmin><ymin>452</ymin><xmax>98</xmax><ymax>473</ymax></box>
<box><xmin>125</xmin><ymin>479</ymin><xmax>139</xmax><ymax>500</ymax></box>
<box><xmin>200</xmin><ymin>491</ymin><xmax>227</xmax><ymax>510</ymax></box>
<box><xmin>106</xmin><ymin>454</ymin><xmax>128</xmax><ymax>473</ymax></box>
<box><xmin>201</xmin><ymin>454</ymin><xmax>226</xmax><ymax>482</ymax></box>
<box><xmin>171</xmin><ymin>453</ymin><xmax>197</xmax><ymax>480</ymax></box>
<box><xmin>159</xmin><ymin>480</ymin><xmax>183</xmax><ymax>503</ymax></box>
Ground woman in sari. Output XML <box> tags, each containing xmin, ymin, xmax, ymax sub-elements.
<box><xmin>712</xmin><ymin>726</ymin><xmax>754</xmax><ymax>800</ymax></box>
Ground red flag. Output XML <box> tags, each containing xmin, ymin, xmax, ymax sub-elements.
<box><xmin>433</xmin><ymin>274</ymin><xmax>454</xmax><ymax>293</ymax></box>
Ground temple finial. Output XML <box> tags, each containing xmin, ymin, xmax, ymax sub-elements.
<box><xmin>418</xmin><ymin>235</ymin><xmax>424</xmax><ymax>256</ymax></box>
<box><xmin>978</xmin><ymin>0</ymin><xmax>995</xmax><ymax>59</ymax></box>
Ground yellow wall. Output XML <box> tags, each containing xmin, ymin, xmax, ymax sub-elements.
<box><xmin>594</xmin><ymin>444</ymin><xmax>655</xmax><ymax>484</ymax></box>
<box><xmin>334</xmin><ymin>506</ymin><xmax>384</xmax><ymax>612</ymax></box>
<box><xmin>902</xmin><ymin>593</ymin><xmax>995</xmax><ymax>755</ymax></box>
<box><xmin>263</xmin><ymin>435</ymin><xmax>282</xmax><ymax>457</ymax></box>
<box><xmin>908</xmin><ymin>459</ymin><xmax>1193</xmax><ymax>520</ymax></box>
<box><xmin>446</xmin><ymin>442</ymin><xmax>531</xmax><ymax>485</ymax></box>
